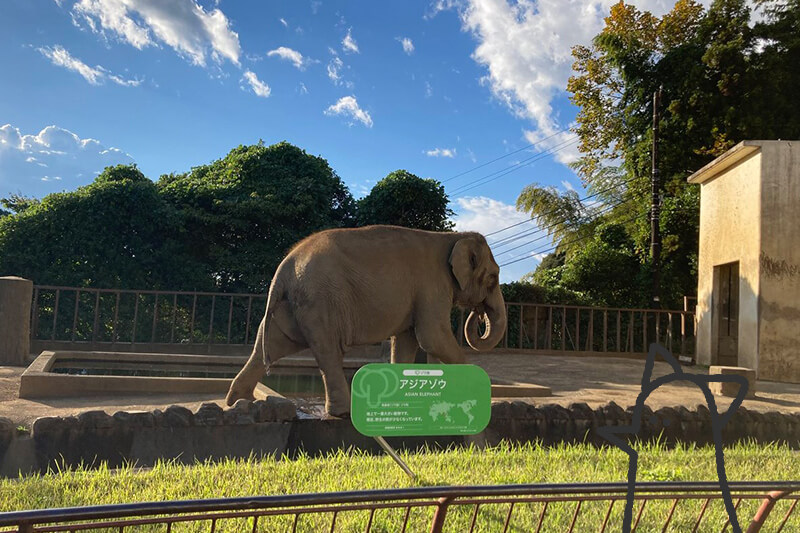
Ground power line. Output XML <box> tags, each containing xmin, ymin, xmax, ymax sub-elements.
<box><xmin>448</xmin><ymin>136</ymin><xmax>579</xmax><ymax>196</ymax></box>
<box><xmin>441</xmin><ymin>128</ymin><xmax>572</xmax><ymax>184</ymax></box>
<box><xmin>449</xmin><ymin>136</ymin><xmax>579</xmax><ymax>196</ymax></box>
<box><xmin>486</xmin><ymin>175</ymin><xmax>638</xmax><ymax>244</ymax></box>
<box><xmin>493</xmin><ymin>200</ymin><xmax>632</xmax><ymax>258</ymax></box>
<box><xmin>499</xmin><ymin>212</ymin><xmax>642</xmax><ymax>268</ymax></box>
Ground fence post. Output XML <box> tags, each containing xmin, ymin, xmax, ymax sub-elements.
<box><xmin>0</xmin><ymin>276</ymin><xmax>33</xmax><ymax>365</ymax></box>
<box><xmin>429</xmin><ymin>497</ymin><xmax>453</xmax><ymax>533</ymax></box>
<box><xmin>746</xmin><ymin>490</ymin><xmax>791</xmax><ymax>532</ymax></box>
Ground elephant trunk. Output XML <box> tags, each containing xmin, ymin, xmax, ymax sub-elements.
<box><xmin>464</xmin><ymin>288</ymin><xmax>507</xmax><ymax>351</ymax></box>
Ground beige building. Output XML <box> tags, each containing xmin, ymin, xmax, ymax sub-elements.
<box><xmin>689</xmin><ymin>140</ymin><xmax>800</xmax><ymax>382</ymax></box>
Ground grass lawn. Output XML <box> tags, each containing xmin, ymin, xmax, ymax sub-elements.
<box><xmin>1</xmin><ymin>442</ymin><xmax>798</xmax><ymax>531</ymax></box>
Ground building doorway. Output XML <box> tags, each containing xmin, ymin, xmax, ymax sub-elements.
<box><xmin>715</xmin><ymin>262</ymin><xmax>739</xmax><ymax>366</ymax></box>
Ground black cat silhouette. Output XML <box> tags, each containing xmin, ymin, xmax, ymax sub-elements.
<box><xmin>598</xmin><ymin>343</ymin><xmax>749</xmax><ymax>533</ymax></box>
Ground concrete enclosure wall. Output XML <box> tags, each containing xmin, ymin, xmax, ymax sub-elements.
<box><xmin>694</xmin><ymin>149</ymin><xmax>762</xmax><ymax>370</ymax></box>
<box><xmin>757</xmin><ymin>141</ymin><xmax>800</xmax><ymax>382</ymax></box>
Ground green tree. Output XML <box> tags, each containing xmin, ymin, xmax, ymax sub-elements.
<box><xmin>357</xmin><ymin>170</ymin><xmax>455</xmax><ymax>231</ymax></box>
<box><xmin>158</xmin><ymin>142</ymin><xmax>356</xmax><ymax>293</ymax></box>
<box><xmin>530</xmin><ymin>0</ymin><xmax>800</xmax><ymax>309</ymax></box>
<box><xmin>0</xmin><ymin>165</ymin><xmax>203</xmax><ymax>289</ymax></box>
<box><xmin>0</xmin><ymin>194</ymin><xmax>40</xmax><ymax>216</ymax></box>
<box><xmin>559</xmin><ymin>223</ymin><xmax>647</xmax><ymax>307</ymax></box>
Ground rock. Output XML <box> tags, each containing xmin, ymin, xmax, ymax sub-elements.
<box><xmin>263</xmin><ymin>396</ymin><xmax>297</xmax><ymax>422</ymax></box>
<box><xmin>32</xmin><ymin>416</ymin><xmax>72</xmax><ymax>438</ymax></box>
<box><xmin>0</xmin><ymin>417</ymin><xmax>15</xmax><ymax>455</ymax></box>
<box><xmin>194</xmin><ymin>403</ymin><xmax>224</xmax><ymax>426</ymax></box>
<box><xmin>490</xmin><ymin>401</ymin><xmax>512</xmax><ymax>419</ymax></box>
<box><xmin>112</xmin><ymin>411</ymin><xmax>156</xmax><ymax>428</ymax></box>
<box><xmin>78</xmin><ymin>410</ymin><xmax>114</xmax><ymax>430</ymax></box>
<box><xmin>152</xmin><ymin>409</ymin><xmax>166</xmax><ymax>427</ymax></box>
<box><xmin>224</xmin><ymin>399</ymin><xmax>256</xmax><ymax>425</ymax></box>
<box><xmin>164</xmin><ymin>406</ymin><xmax>194</xmax><ymax>427</ymax></box>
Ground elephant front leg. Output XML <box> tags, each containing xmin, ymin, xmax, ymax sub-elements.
<box><xmin>415</xmin><ymin>325</ymin><xmax>466</xmax><ymax>364</ymax></box>
<box><xmin>414</xmin><ymin>304</ymin><xmax>467</xmax><ymax>364</ymax></box>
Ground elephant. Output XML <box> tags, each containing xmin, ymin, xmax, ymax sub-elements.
<box><xmin>225</xmin><ymin>224</ymin><xmax>507</xmax><ymax>416</ymax></box>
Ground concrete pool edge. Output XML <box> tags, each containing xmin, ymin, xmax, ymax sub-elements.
<box><xmin>20</xmin><ymin>351</ymin><xmax>295</xmax><ymax>399</ymax></box>
<box><xmin>19</xmin><ymin>351</ymin><xmax>553</xmax><ymax>400</ymax></box>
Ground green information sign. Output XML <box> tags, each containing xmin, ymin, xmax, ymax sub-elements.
<box><xmin>351</xmin><ymin>364</ymin><xmax>491</xmax><ymax>437</ymax></box>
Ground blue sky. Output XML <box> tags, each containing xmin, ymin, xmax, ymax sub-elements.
<box><xmin>0</xmin><ymin>0</ymin><xmax>682</xmax><ymax>282</ymax></box>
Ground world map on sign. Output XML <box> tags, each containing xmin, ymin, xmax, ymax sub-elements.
<box><xmin>429</xmin><ymin>400</ymin><xmax>478</xmax><ymax>424</ymax></box>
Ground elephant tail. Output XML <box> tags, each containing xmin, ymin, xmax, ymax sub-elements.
<box><xmin>260</xmin><ymin>277</ymin><xmax>286</xmax><ymax>372</ymax></box>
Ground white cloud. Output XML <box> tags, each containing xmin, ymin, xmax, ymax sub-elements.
<box><xmin>71</xmin><ymin>0</ymin><xmax>241</xmax><ymax>67</ymax></box>
<box><xmin>425</xmin><ymin>80</ymin><xmax>433</xmax><ymax>98</ymax></box>
<box><xmin>38</xmin><ymin>45</ymin><xmax>103</xmax><ymax>85</ymax></box>
<box><xmin>279</xmin><ymin>17</ymin><xmax>288</xmax><ymax>27</ymax></box>
<box><xmin>266</xmin><ymin>46</ymin><xmax>309</xmax><ymax>70</ymax></box>
<box><xmin>397</xmin><ymin>37</ymin><xmax>414</xmax><ymax>54</ymax></box>
<box><xmin>425</xmin><ymin>0</ymin><xmax>465</xmax><ymax>20</ymax></box>
<box><xmin>425</xmin><ymin>147</ymin><xmax>456</xmax><ymax>158</ymax></box>
<box><xmin>298</xmin><ymin>82</ymin><xmax>309</xmax><ymax>94</ymax></box>
<box><xmin>342</xmin><ymin>27</ymin><xmax>359</xmax><ymax>54</ymax></box>
<box><xmin>561</xmin><ymin>179</ymin><xmax>576</xmax><ymax>192</ymax></box>
<box><xmin>327</xmin><ymin>55</ymin><xmax>343</xmax><ymax>83</ymax></box>
<box><xmin>453</xmin><ymin>195</ymin><xmax>538</xmax><ymax>282</ymax></box>
<box><xmin>241</xmin><ymin>70</ymin><xmax>270</xmax><ymax>97</ymax></box>
<box><xmin>439</xmin><ymin>0</ymin><xmax>685</xmax><ymax>165</ymax></box>
<box><xmin>324</xmin><ymin>96</ymin><xmax>373</xmax><ymax>128</ymax></box>
<box><xmin>326</xmin><ymin>54</ymin><xmax>352</xmax><ymax>88</ymax></box>
<box><xmin>37</xmin><ymin>44</ymin><xmax>142</xmax><ymax>86</ymax></box>
<box><xmin>0</xmin><ymin>123</ymin><xmax>135</xmax><ymax>197</ymax></box>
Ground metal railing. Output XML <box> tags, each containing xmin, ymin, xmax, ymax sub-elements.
<box><xmin>30</xmin><ymin>285</ymin><xmax>695</xmax><ymax>359</ymax></box>
<box><xmin>30</xmin><ymin>285</ymin><xmax>267</xmax><ymax>355</ymax></box>
<box><xmin>0</xmin><ymin>482</ymin><xmax>796</xmax><ymax>532</ymax></box>
<box><xmin>458</xmin><ymin>303</ymin><xmax>696</xmax><ymax>359</ymax></box>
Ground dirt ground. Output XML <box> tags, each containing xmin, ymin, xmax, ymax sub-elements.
<box><xmin>2</xmin><ymin>351</ymin><xmax>800</xmax><ymax>427</ymax></box>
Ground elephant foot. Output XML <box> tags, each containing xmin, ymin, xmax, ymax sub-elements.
<box><xmin>225</xmin><ymin>379</ymin><xmax>257</xmax><ymax>406</ymax></box>
<box><xmin>322</xmin><ymin>411</ymin><xmax>350</xmax><ymax>420</ymax></box>
<box><xmin>325</xmin><ymin>401</ymin><xmax>351</xmax><ymax>418</ymax></box>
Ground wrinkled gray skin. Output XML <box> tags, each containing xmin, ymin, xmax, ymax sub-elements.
<box><xmin>226</xmin><ymin>225</ymin><xmax>507</xmax><ymax>417</ymax></box>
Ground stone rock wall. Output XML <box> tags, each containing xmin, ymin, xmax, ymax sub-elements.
<box><xmin>2</xmin><ymin>400</ymin><xmax>799</xmax><ymax>477</ymax></box>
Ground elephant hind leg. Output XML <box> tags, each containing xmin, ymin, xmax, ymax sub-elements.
<box><xmin>226</xmin><ymin>317</ymin><xmax>306</xmax><ymax>406</ymax></box>
<box><xmin>391</xmin><ymin>329</ymin><xmax>419</xmax><ymax>364</ymax></box>
<box><xmin>306</xmin><ymin>341</ymin><xmax>349</xmax><ymax>417</ymax></box>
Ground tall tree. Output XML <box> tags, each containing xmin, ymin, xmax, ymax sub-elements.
<box><xmin>526</xmin><ymin>0</ymin><xmax>799</xmax><ymax>309</ymax></box>
<box><xmin>357</xmin><ymin>170</ymin><xmax>455</xmax><ymax>231</ymax></box>
<box><xmin>158</xmin><ymin>142</ymin><xmax>356</xmax><ymax>293</ymax></box>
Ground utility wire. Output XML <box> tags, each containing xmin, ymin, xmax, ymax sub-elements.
<box><xmin>449</xmin><ymin>136</ymin><xmax>579</xmax><ymax>196</ymax></box>
<box><xmin>493</xmin><ymin>199</ymin><xmax>632</xmax><ymax>257</ymax></box>
<box><xmin>441</xmin><ymin>128</ymin><xmax>572</xmax><ymax>184</ymax></box>
<box><xmin>450</xmin><ymin>136</ymin><xmax>579</xmax><ymax>196</ymax></box>
<box><xmin>486</xmin><ymin>175</ymin><xmax>638</xmax><ymax>245</ymax></box>
<box><xmin>499</xmin><ymin>212</ymin><xmax>642</xmax><ymax>268</ymax></box>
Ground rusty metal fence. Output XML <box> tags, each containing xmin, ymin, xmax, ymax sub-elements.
<box><xmin>30</xmin><ymin>285</ymin><xmax>268</xmax><ymax>355</ymax></box>
<box><xmin>1</xmin><ymin>482</ymin><xmax>796</xmax><ymax>533</ymax></box>
<box><xmin>29</xmin><ymin>285</ymin><xmax>695</xmax><ymax>359</ymax></box>
<box><xmin>455</xmin><ymin>303</ymin><xmax>696</xmax><ymax>359</ymax></box>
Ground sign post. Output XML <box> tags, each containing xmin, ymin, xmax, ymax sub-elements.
<box><xmin>351</xmin><ymin>364</ymin><xmax>492</xmax><ymax>478</ymax></box>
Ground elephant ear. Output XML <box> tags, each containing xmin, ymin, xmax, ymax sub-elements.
<box><xmin>450</xmin><ymin>238</ymin><xmax>477</xmax><ymax>291</ymax></box>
